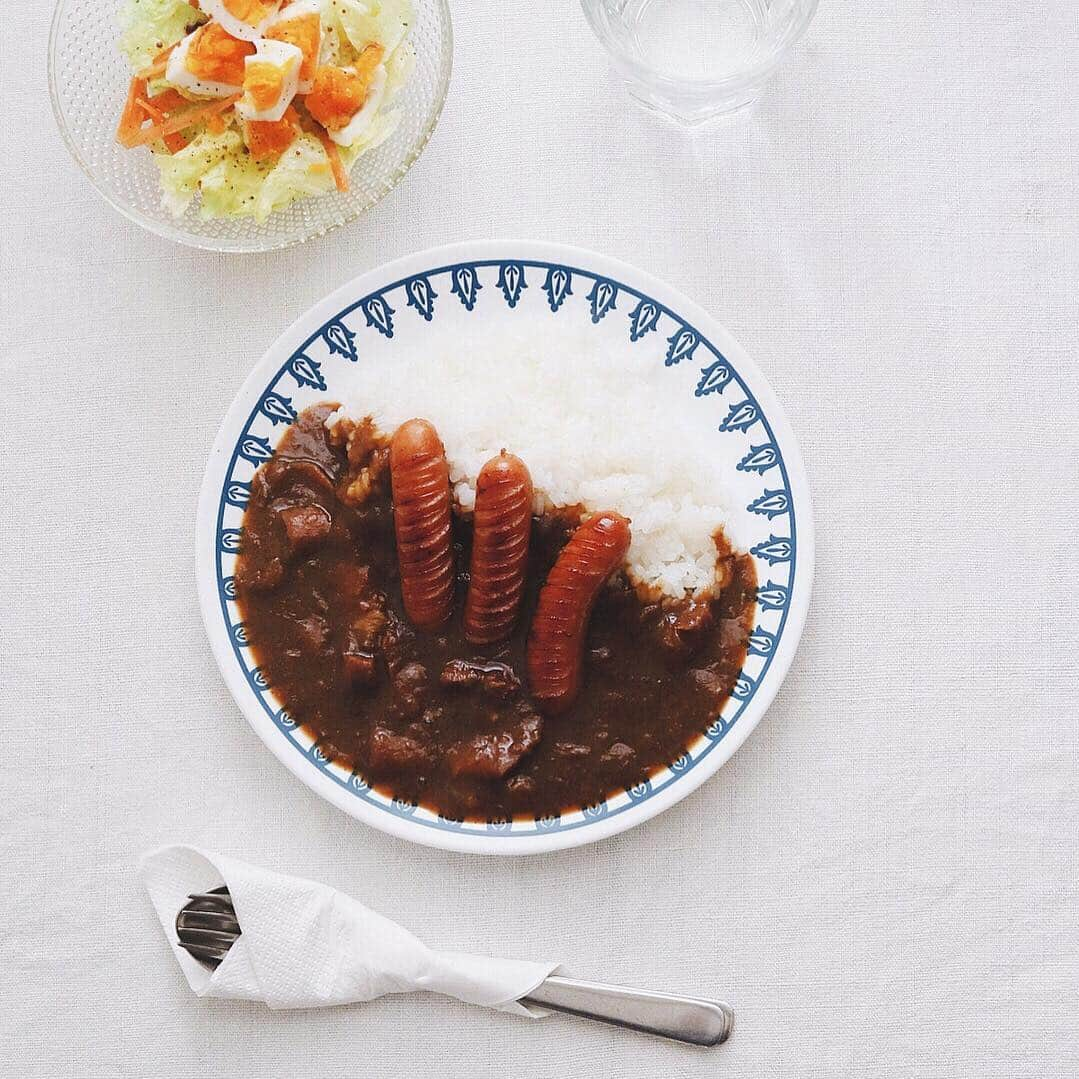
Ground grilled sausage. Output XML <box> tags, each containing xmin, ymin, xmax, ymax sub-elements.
<box><xmin>464</xmin><ymin>452</ymin><xmax>533</xmax><ymax>645</ymax></box>
<box><xmin>389</xmin><ymin>418</ymin><xmax>455</xmax><ymax>630</ymax></box>
<box><xmin>527</xmin><ymin>511</ymin><xmax>631</xmax><ymax>714</ymax></box>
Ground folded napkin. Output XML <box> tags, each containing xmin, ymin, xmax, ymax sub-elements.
<box><xmin>141</xmin><ymin>845</ymin><xmax>558</xmax><ymax>1017</ymax></box>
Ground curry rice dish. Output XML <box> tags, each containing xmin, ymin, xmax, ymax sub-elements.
<box><xmin>235</xmin><ymin>404</ymin><xmax>756</xmax><ymax>822</ymax></box>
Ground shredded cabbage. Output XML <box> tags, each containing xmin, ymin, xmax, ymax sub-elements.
<box><xmin>118</xmin><ymin>0</ymin><xmax>203</xmax><ymax>70</ymax></box>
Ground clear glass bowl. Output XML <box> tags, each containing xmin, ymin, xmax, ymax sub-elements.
<box><xmin>48</xmin><ymin>0</ymin><xmax>453</xmax><ymax>252</ymax></box>
<box><xmin>580</xmin><ymin>0</ymin><xmax>817</xmax><ymax>124</ymax></box>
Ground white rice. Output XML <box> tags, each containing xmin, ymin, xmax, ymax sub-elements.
<box><xmin>327</xmin><ymin>317</ymin><xmax>742</xmax><ymax>598</ymax></box>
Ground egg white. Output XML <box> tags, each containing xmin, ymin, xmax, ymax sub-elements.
<box><xmin>328</xmin><ymin>64</ymin><xmax>387</xmax><ymax>147</ymax></box>
<box><xmin>165</xmin><ymin>28</ymin><xmax>243</xmax><ymax>98</ymax></box>
<box><xmin>200</xmin><ymin>0</ymin><xmax>283</xmax><ymax>43</ymax></box>
<box><xmin>235</xmin><ymin>39</ymin><xmax>304</xmax><ymax>122</ymax></box>
<box><xmin>266</xmin><ymin>0</ymin><xmax>323</xmax><ymax>93</ymax></box>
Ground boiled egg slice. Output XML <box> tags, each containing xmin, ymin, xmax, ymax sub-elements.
<box><xmin>243</xmin><ymin>107</ymin><xmax>300</xmax><ymax>160</ymax></box>
<box><xmin>264</xmin><ymin>0</ymin><xmax>322</xmax><ymax>94</ymax></box>
<box><xmin>199</xmin><ymin>0</ymin><xmax>284</xmax><ymax>43</ymax></box>
<box><xmin>165</xmin><ymin>22</ymin><xmax>255</xmax><ymax>98</ymax></box>
<box><xmin>234</xmin><ymin>39</ymin><xmax>304</xmax><ymax>122</ymax></box>
<box><xmin>327</xmin><ymin>64</ymin><xmax>387</xmax><ymax>147</ymax></box>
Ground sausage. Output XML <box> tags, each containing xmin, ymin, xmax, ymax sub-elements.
<box><xmin>389</xmin><ymin>418</ymin><xmax>455</xmax><ymax>630</ymax></box>
<box><xmin>464</xmin><ymin>452</ymin><xmax>533</xmax><ymax>645</ymax></box>
<box><xmin>527</xmin><ymin>511</ymin><xmax>631</xmax><ymax>714</ymax></box>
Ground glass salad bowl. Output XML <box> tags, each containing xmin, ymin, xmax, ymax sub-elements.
<box><xmin>48</xmin><ymin>0</ymin><xmax>452</xmax><ymax>252</ymax></box>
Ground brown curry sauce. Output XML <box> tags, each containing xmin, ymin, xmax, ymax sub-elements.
<box><xmin>235</xmin><ymin>404</ymin><xmax>756</xmax><ymax>822</ymax></box>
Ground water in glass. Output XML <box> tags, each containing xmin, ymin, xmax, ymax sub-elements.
<box><xmin>580</xmin><ymin>0</ymin><xmax>817</xmax><ymax>124</ymax></box>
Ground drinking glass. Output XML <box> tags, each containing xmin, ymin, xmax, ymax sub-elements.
<box><xmin>580</xmin><ymin>0</ymin><xmax>817</xmax><ymax>124</ymax></box>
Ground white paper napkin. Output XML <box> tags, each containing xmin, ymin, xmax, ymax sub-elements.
<box><xmin>141</xmin><ymin>845</ymin><xmax>558</xmax><ymax>1017</ymax></box>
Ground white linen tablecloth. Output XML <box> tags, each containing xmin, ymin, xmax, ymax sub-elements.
<box><xmin>2</xmin><ymin>3</ymin><xmax>1077</xmax><ymax>1076</ymax></box>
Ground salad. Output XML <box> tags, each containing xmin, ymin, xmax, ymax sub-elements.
<box><xmin>116</xmin><ymin>0</ymin><xmax>414</xmax><ymax>220</ymax></box>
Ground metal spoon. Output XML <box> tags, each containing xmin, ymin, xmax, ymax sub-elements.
<box><xmin>176</xmin><ymin>888</ymin><xmax>733</xmax><ymax>1046</ymax></box>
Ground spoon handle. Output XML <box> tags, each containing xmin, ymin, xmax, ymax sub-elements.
<box><xmin>521</xmin><ymin>975</ymin><xmax>733</xmax><ymax>1046</ymax></box>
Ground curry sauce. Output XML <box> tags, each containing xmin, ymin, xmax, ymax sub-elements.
<box><xmin>235</xmin><ymin>404</ymin><xmax>756</xmax><ymax>822</ymax></box>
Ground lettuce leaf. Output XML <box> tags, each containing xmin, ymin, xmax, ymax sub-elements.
<box><xmin>336</xmin><ymin>0</ymin><xmax>414</xmax><ymax>59</ymax></box>
<box><xmin>318</xmin><ymin>21</ymin><xmax>351</xmax><ymax>67</ymax></box>
<box><xmin>253</xmin><ymin>134</ymin><xmax>338</xmax><ymax>220</ymax></box>
<box><xmin>384</xmin><ymin>39</ymin><xmax>415</xmax><ymax>103</ymax></box>
<box><xmin>156</xmin><ymin>128</ymin><xmax>244</xmax><ymax>216</ymax></box>
<box><xmin>157</xmin><ymin>128</ymin><xmax>338</xmax><ymax>221</ymax></box>
<box><xmin>198</xmin><ymin>151</ymin><xmax>276</xmax><ymax>220</ymax></box>
<box><xmin>118</xmin><ymin>0</ymin><xmax>203</xmax><ymax>70</ymax></box>
<box><xmin>339</xmin><ymin>108</ymin><xmax>399</xmax><ymax>168</ymax></box>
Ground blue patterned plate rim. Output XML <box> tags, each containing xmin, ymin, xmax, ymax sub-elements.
<box><xmin>195</xmin><ymin>240</ymin><xmax>814</xmax><ymax>855</ymax></box>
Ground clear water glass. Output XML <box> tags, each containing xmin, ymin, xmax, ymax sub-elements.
<box><xmin>580</xmin><ymin>0</ymin><xmax>817</xmax><ymax>124</ymax></box>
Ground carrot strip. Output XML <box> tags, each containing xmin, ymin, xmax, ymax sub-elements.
<box><xmin>127</xmin><ymin>94</ymin><xmax>240</xmax><ymax>147</ymax></box>
<box><xmin>119</xmin><ymin>44</ymin><xmax>186</xmax><ymax>147</ymax></box>
<box><xmin>148</xmin><ymin>88</ymin><xmax>188</xmax><ymax>112</ymax></box>
<box><xmin>117</xmin><ymin>76</ymin><xmax>149</xmax><ymax>147</ymax></box>
<box><xmin>314</xmin><ymin>128</ymin><xmax>349</xmax><ymax>192</ymax></box>
<box><xmin>135</xmin><ymin>91</ymin><xmax>197</xmax><ymax>152</ymax></box>
<box><xmin>163</xmin><ymin>131</ymin><xmax>189</xmax><ymax>153</ymax></box>
<box><xmin>136</xmin><ymin>96</ymin><xmax>165</xmax><ymax>122</ymax></box>
<box><xmin>135</xmin><ymin>42</ymin><xmax>178</xmax><ymax>80</ymax></box>
<box><xmin>297</xmin><ymin>109</ymin><xmax>350</xmax><ymax>192</ymax></box>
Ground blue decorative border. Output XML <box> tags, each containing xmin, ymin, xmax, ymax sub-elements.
<box><xmin>215</xmin><ymin>260</ymin><xmax>798</xmax><ymax>838</ymax></box>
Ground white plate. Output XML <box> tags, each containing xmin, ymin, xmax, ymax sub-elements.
<box><xmin>196</xmin><ymin>241</ymin><xmax>814</xmax><ymax>854</ymax></box>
